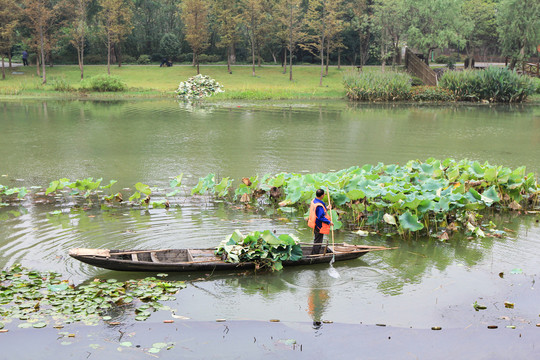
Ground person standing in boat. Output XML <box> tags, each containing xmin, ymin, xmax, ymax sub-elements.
<box><xmin>307</xmin><ymin>189</ymin><xmax>334</xmax><ymax>254</ymax></box>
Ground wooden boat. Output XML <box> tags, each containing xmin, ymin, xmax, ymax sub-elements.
<box><xmin>69</xmin><ymin>243</ymin><xmax>392</xmax><ymax>272</ymax></box>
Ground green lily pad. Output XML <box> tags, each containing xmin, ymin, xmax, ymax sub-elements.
<box><xmin>32</xmin><ymin>322</ymin><xmax>47</xmax><ymax>328</ymax></box>
<box><xmin>119</xmin><ymin>342</ymin><xmax>133</xmax><ymax>347</ymax></box>
<box><xmin>148</xmin><ymin>348</ymin><xmax>161</xmax><ymax>354</ymax></box>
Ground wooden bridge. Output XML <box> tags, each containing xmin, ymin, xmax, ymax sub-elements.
<box><xmin>404</xmin><ymin>48</ymin><xmax>438</xmax><ymax>86</ymax></box>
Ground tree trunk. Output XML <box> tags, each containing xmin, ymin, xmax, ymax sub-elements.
<box><xmin>319</xmin><ymin>36</ymin><xmax>325</xmax><ymax>87</ymax></box>
<box><xmin>40</xmin><ymin>25</ymin><xmax>46</xmax><ymax>84</ymax></box>
<box><xmin>251</xmin><ymin>36</ymin><xmax>255</xmax><ymax>76</ymax></box>
<box><xmin>36</xmin><ymin>53</ymin><xmax>40</xmax><ymax>76</ymax></box>
<box><xmin>1</xmin><ymin>56</ymin><xmax>5</xmax><ymax>80</ymax></box>
<box><xmin>338</xmin><ymin>48</ymin><xmax>341</xmax><ymax>70</ymax></box>
<box><xmin>289</xmin><ymin>44</ymin><xmax>293</xmax><ymax>81</ymax></box>
<box><xmin>78</xmin><ymin>36</ymin><xmax>85</xmax><ymax>80</ymax></box>
<box><xmin>283</xmin><ymin>47</ymin><xmax>287</xmax><ymax>74</ymax></box>
<box><xmin>227</xmin><ymin>47</ymin><xmax>231</xmax><ymax>74</ymax></box>
<box><xmin>107</xmin><ymin>33</ymin><xmax>111</xmax><ymax>75</ymax></box>
<box><xmin>196</xmin><ymin>53</ymin><xmax>200</xmax><ymax>74</ymax></box>
<box><xmin>325</xmin><ymin>41</ymin><xmax>329</xmax><ymax>76</ymax></box>
<box><xmin>8</xmin><ymin>52</ymin><xmax>12</xmax><ymax>69</ymax></box>
<box><xmin>271</xmin><ymin>51</ymin><xmax>277</xmax><ymax>64</ymax></box>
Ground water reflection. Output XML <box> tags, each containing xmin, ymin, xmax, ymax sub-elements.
<box><xmin>307</xmin><ymin>273</ymin><xmax>330</xmax><ymax>328</ymax></box>
<box><xmin>1</xmin><ymin>99</ymin><xmax>540</xmax><ymax>328</ymax></box>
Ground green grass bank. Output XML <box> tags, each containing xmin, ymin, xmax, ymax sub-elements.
<box><xmin>0</xmin><ymin>64</ymin><xmax>358</xmax><ymax>100</ymax></box>
<box><xmin>1</xmin><ymin>64</ymin><xmax>538</xmax><ymax>102</ymax></box>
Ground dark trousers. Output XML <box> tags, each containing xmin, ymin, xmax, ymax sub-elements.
<box><xmin>23</xmin><ymin>58</ymin><xmax>28</xmax><ymax>66</ymax></box>
<box><xmin>312</xmin><ymin>227</ymin><xmax>325</xmax><ymax>254</ymax></box>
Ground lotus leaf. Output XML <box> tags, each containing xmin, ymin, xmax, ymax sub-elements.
<box><xmin>383</xmin><ymin>213</ymin><xmax>397</xmax><ymax>225</ymax></box>
<box><xmin>399</xmin><ymin>211</ymin><xmax>424</xmax><ymax>232</ymax></box>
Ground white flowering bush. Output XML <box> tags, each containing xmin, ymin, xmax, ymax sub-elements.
<box><xmin>176</xmin><ymin>74</ymin><xmax>224</xmax><ymax>100</ymax></box>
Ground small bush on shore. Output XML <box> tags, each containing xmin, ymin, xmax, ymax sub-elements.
<box><xmin>343</xmin><ymin>70</ymin><xmax>411</xmax><ymax>101</ymax></box>
<box><xmin>410</xmin><ymin>86</ymin><xmax>455</xmax><ymax>102</ymax></box>
<box><xmin>440</xmin><ymin>67</ymin><xmax>535</xmax><ymax>102</ymax></box>
<box><xmin>80</xmin><ymin>74</ymin><xmax>127</xmax><ymax>92</ymax></box>
<box><xmin>50</xmin><ymin>77</ymin><xmax>74</xmax><ymax>92</ymax></box>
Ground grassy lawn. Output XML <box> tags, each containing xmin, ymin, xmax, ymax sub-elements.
<box><xmin>0</xmin><ymin>64</ymin><xmax>370</xmax><ymax>100</ymax></box>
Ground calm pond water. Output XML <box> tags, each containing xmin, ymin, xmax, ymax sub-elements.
<box><xmin>1</xmin><ymin>99</ymin><xmax>540</xmax><ymax>357</ymax></box>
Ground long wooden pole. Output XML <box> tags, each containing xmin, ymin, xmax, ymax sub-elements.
<box><xmin>326</xmin><ymin>187</ymin><xmax>335</xmax><ymax>252</ymax></box>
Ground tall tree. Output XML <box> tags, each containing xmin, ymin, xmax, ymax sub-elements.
<box><xmin>0</xmin><ymin>0</ymin><xmax>21</xmax><ymax>79</ymax></box>
<box><xmin>349</xmin><ymin>0</ymin><xmax>373</xmax><ymax>69</ymax></box>
<box><xmin>23</xmin><ymin>0</ymin><xmax>57</xmax><ymax>83</ymax></box>
<box><xmin>98</xmin><ymin>0</ymin><xmax>134</xmax><ymax>75</ymax></box>
<box><xmin>372</xmin><ymin>0</ymin><xmax>406</xmax><ymax>71</ymax></box>
<box><xmin>496</xmin><ymin>0</ymin><xmax>540</xmax><ymax>69</ymax></box>
<box><xmin>67</xmin><ymin>0</ymin><xmax>90</xmax><ymax>79</ymax></box>
<box><xmin>212</xmin><ymin>0</ymin><xmax>242</xmax><ymax>74</ymax></box>
<box><xmin>276</xmin><ymin>0</ymin><xmax>304</xmax><ymax>80</ymax></box>
<box><xmin>303</xmin><ymin>0</ymin><xmax>330</xmax><ymax>86</ymax></box>
<box><xmin>461</xmin><ymin>0</ymin><xmax>497</xmax><ymax>62</ymax></box>
<box><xmin>324</xmin><ymin>0</ymin><xmax>344</xmax><ymax>75</ymax></box>
<box><xmin>241</xmin><ymin>0</ymin><xmax>265</xmax><ymax>76</ymax></box>
<box><xmin>180</xmin><ymin>0</ymin><xmax>210</xmax><ymax>74</ymax></box>
<box><xmin>405</xmin><ymin>0</ymin><xmax>465</xmax><ymax>64</ymax></box>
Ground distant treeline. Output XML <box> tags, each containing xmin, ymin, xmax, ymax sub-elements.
<box><xmin>0</xmin><ymin>0</ymin><xmax>538</xmax><ymax>82</ymax></box>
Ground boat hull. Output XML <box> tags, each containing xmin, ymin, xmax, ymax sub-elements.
<box><xmin>69</xmin><ymin>245</ymin><xmax>387</xmax><ymax>272</ymax></box>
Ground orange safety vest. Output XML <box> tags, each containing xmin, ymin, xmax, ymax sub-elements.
<box><xmin>307</xmin><ymin>199</ymin><xmax>331</xmax><ymax>234</ymax></box>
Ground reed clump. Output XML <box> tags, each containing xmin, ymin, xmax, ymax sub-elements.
<box><xmin>439</xmin><ymin>67</ymin><xmax>535</xmax><ymax>102</ymax></box>
<box><xmin>343</xmin><ymin>70</ymin><xmax>412</xmax><ymax>101</ymax></box>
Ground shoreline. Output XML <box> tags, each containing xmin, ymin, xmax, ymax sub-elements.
<box><xmin>1</xmin><ymin>64</ymin><xmax>538</xmax><ymax>103</ymax></box>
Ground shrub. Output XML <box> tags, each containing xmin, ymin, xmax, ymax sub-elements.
<box><xmin>159</xmin><ymin>33</ymin><xmax>181</xmax><ymax>61</ymax></box>
<box><xmin>532</xmin><ymin>78</ymin><xmax>540</xmax><ymax>94</ymax></box>
<box><xmin>410</xmin><ymin>86</ymin><xmax>455</xmax><ymax>102</ymax></box>
<box><xmin>343</xmin><ymin>70</ymin><xmax>412</xmax><ymax>101</ymax></box>
<box><xmin>434</xmin><ymin>55</ymin><xmax>450</xmax><ymax>64</ymax></box>
<box><xmin>410</xmin><ymin>75</ymin><xmax>423</xmax><ymax>86</ymax></box>
<box><xmin>121</xmin><ymin>55</ymin><xmax>136</xmax><ymax>64</ymax></box>
<box><xmin>440</xmin><ymin>67</ymin><xmax>535</xmax><ymax>102</ymax></box>
<box><xmin>176</xmin><ymin>74</ymin><xmax>224</xmax><ymax>100</ymax></box>
<box><xmin>80</xmin><ymin>74</ymin><xmax>127</xmax><ymax>92</ymax></box>
<box><xmin>137</xmin><ymin>55</ymin><xmax>151</xmax><ymax>65</ymax></box>
<box><xmin>49</xmin><ymin>77</ymin><xmax>73</xmax><ymax>92</ymax></box>
<box><xmin>197</xmin><ymin>54</ymin><xmax>221</xmax><ymax>63</ymax></box>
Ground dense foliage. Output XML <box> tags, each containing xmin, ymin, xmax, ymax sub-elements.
<box><xmin>79</xmin><ymin>74</ymin><xmax>127</xmax><ymax>92</ymax></box>
<box><xmin>0</xmin><ymin>264</ymin><xmax>186</xmax><ymax>329</ymax></box>
<box><xmin>439</xmin><ymin>67</ymin><xmax>535</xmax><ymax>102</ymax></box>
<box><xmin>343</xmin><ymin>70</ymin><xmax>412</xmax><ymax>101</ymax></box>
<box><xmin>216</xmin><ymin>230</ymin><xmax>303</xmax><ymax>271</ymax></box>
<box><xmin>2</xmin><ymin>0</ymin><xmax>537</xmax><ymax>75</ymax></box>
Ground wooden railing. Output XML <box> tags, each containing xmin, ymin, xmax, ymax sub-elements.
<box><xmin>521</xmin><ymin>62</ymin><xmax>540</xmax><ymax>77</ymax></box>
<box><xmin>404</xmin><ymin>48</ymin><xmax>438</xmax><ymax>86</ymax></box>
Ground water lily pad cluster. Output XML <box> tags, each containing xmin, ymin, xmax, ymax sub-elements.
<box><xmin>0</xmin><ymin>264</ymin><xmax>186</xmax><ymax>329</ymax></box>
<box><xmin>260</xmin><ymin>158</ymin><xmax>538</xmax><ymax>236</ymax></box>
<box><xmin>175</xmin><ymin>74</ymin><xmax>224</xmax><ymax>100</ymax></box>
<box><xmin>1</xmin><ymin>159</ymin><xmax>538</xmax><ymax>238</ymax></box>
<box><xmin>194</xmin><ymin>158</ymin><xmax>538</xmax><ymax>237</ymax></box>
<box><xmin>216</xmin><ymin>230</ymin><xmax>303</xmax><ymax>271</ymax></box>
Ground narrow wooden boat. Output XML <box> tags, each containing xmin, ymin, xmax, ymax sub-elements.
<box><xmin>69</xmin><ymin>244</ymin><xmax>392</xmax><ymax>272</ymax></box>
